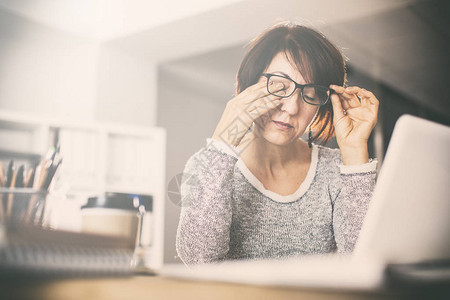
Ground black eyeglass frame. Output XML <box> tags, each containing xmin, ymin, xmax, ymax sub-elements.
<box><xmin>262</xmin><ymin>73</ymin><xmax>335</xmax><ymax>106</ymax></box>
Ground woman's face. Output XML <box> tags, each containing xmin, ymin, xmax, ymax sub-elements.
<box><xmin>253</xmin><ymin>52</ymin><xmax>319</xmax><ymax>146</ymax></box>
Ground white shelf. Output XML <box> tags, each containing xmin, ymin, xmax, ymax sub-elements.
<box><xmin>0</xmin><ymin>109</ymin><xmax>166</xmax><ymax>270</ymax></box>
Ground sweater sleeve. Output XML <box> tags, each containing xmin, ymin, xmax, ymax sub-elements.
<box><xmin>175</xmin><ymin>138</ymin><xmax>239</xmax><ymax>266</ymax></box>
<box><xmin>330</xmin><ymin>155</ymin><xmax>378</xmax><ymax>254</ymax></box>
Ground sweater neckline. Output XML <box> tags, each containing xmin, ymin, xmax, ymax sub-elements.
<box><xmin>236</xmin><ymin>144</ymin><xmax>319</xmax><ymax>203</ymax></box>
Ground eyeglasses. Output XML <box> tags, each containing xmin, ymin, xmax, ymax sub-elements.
<box><xmin>262</xmin><ymin>73</ymin><xmax>334</xmax><ymax>106</ymax></box>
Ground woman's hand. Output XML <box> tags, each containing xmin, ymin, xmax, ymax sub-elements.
<box><xmin>212</xmin><ymin>78</ymin><xmax>284</xmax><ymax>148</ymax></box>
<box><xmin>329</xmin><ymin>85</ymin><xmax>379</xmax><ymax>165</ymax></box>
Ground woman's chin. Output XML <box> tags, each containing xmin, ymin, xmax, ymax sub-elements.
<box><xmin>261</xmin><ymin>131</ymin><xmax>296</xmax><ymax>146</ymax></box>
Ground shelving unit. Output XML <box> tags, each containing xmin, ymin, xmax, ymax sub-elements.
<box><xmin>0</xmin><ymin>110</ymin><xmax>166</xmax><ymax>269</ymax></box>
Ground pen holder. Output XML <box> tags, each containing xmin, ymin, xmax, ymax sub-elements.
<box><xmin>0</xmin><ymin>188</ymin><xmax>50</xmax><ymax>227</ymax></box>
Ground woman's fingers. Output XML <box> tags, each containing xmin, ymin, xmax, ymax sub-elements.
<box><xmin>330</xmin><ymin>85</ymin><xmax>350</xmax><ymax>110</ymax></box>
<box><xmin>358</xmin><ymin>88</ymin><xmax>379</xmax><ymax>105</ymax></box>
<box><xmin>239</xmin><ymin>80</ymin><xmax>266</xmax><ymax>98</ymax></box>
<box><xmin>246</xmin><ymin>93</ymin><xmax>283</xmax><ymax>119</ymax></box>
<box><xmin>346</xmin><ymin>87</ymin><xmax>363</xmax><ymax>104</ymax></box>
<box><xmin>329</xmin><ymin>85</ymin><xmax>380</xmax><ymax>152</ymax></box>
<box><xmin>330</xmin><ymin>93</ymin><xmax>346</xmax><ymax>122</ymax></box>
<box><xmin>332</xmin><ymin>86</ymin><xmax>379</xmax><ymax>128</ymax></box>
<box><xmin>330</xmin><ymin>84</ymin><xmax>362</xmax><ymax>108</ymax></box>
<box><xmin>345</xmin><ymin>86</ymin><xmax>362</xmax><ymax>95</ymax></box>
<box><xmin>240</xmin><ymin>80</ymin><xmax>285</xmax><ymax>105</ymax></box>
<box><xmin>212</xmin><ymin>78</ymin><xmax>287</xmax><ymax>148</ymax></box>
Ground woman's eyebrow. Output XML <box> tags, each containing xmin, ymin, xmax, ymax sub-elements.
<box><xmin>272</xmin><ymin>71</ymin><xmax>294</xmax><ymax>80</ymax></box>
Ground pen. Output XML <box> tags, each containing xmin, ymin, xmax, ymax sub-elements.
<box><xmin>27</xmin><ymin>157</ymin><xmax>46</xmax><ymax>222</ymax></box>
<box><xmin>15</xmin><ymin>165</ymin><xmax>25</xmax><ymax>188</ymax></box>
<box><xmin>38</xmin><ymin>160</ymin><xmax>52</xmax><ymax>190</ymax></box>
<box><xmin>43</xmin><ymin>156</ymin><xmax>62</xmax><ymax>191</ymax></box>
<box><xmin>5</xmin><ymin>160</ymin><xmax>13</xmax><ymax>188</ymax></box>
<box><xmin>9</xmin><ymin>165</ymin><xmax>25</xmax><ymax>219</ymax></box>
<box><xmin>45</xmin><ymin>147</ymin><xmax>56</xmax><ymax>163</ymax></box>
<box><xmin>39</xmin><ymin>155</ymin><xmax>62</xmax><ymax>225</ymax></box>
<box><xmin>26</xmin><ymin>149</ymin><xmax>54</xmax><ymax>222</ymax></box>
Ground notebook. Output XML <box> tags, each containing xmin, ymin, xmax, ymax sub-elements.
<box><xmin>0</xmin><ymin>224</ymin><xmax>135</xmax><ymax>277</ymax></box>
<box><xmin>160</xmin><ymin>114</ymin><xmax>450</xmax><ymax>290</ymax></box>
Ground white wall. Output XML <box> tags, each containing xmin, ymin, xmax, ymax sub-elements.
<box><xmin>157</xmin><ymin>45</ymin><xmax>244</xmax><ymax>264</ymax></box>
<box><xmin>96</xmin><ymin>45</ymin><xmax>157</xmax><ymax>126</ymax></box>
<box><xmin>158</xmin><ymin>69</ymin><xmax>233</xmax><ymax>264</ymax></box>
<box><xmin>0</xmin><ymin>8</ymin><xmax>158</xmax><ymax>126</ymax></box>
<box><xmin>0</xmin><ymin>9</ymin><xmax>99</xmax><ymax>120</ymax></box>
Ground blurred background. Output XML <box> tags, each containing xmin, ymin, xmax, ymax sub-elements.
<box><xmin>0</xmin><ymin>0</ymin><xmax>449</xmax><ymax>266</ymax></box>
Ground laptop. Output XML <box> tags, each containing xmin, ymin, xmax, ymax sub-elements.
<box><xmin>160</xmin><ymin>114</ymin><xmax>450</xmax><ymax>290</ymax></box>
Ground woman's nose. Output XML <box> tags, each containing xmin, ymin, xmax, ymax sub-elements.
<box><xmin>279</xmin><ymin>92</ymin><xmax>300</xmax><ymax>115</ymax></box>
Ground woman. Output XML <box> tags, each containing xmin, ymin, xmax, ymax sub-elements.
<box><xmin>176</xmin><ymin>21</ymin><xmax>379</xmax><ymax>266</ymax></box>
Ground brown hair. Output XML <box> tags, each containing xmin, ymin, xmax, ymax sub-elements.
<box><xmin>236</xmin><ymin>21</ymin><xmax>347</xmax><ymax>144</ymax></box>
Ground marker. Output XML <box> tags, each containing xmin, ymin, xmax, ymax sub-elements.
<box><xmin>15</xmin><ymin>165</ymin><xmax>25</xmax><ymax>188</ymax></box>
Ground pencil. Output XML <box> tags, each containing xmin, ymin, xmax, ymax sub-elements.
<box><xmin>24</xmin><ymin>168</ymin><xmax>35</xmax><ymax>188</ymax></box>
<box><xmin>0</xmin><ymin>161</ymin><xmax>5</xmax><ymax>187</ymax></box>
<box><xmin>6</xmin><ymin>169</ymin><xmax>17</xmax><ymax>217</ymax></box>
<box><xmin>33</xmin><ymin>164</ymin><xmax>42</xmax><ymax>189</ymax></box>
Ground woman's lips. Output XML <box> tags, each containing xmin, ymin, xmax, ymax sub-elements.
<box><xmin>273</xmin><ymin>120</ymin><xmax>293</xmax><ymax>130</ymax></box>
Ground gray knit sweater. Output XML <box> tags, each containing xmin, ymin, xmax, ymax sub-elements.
<box><xmin>176</xmin><ymin>138</ymin><xmax>377</xmax><ymax>266</ymax></box>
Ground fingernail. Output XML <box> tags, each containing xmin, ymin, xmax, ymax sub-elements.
<box><xmin>276</xmin><ymin>83</ymin><xmax>284</xmax><ymax>88</ymax></box>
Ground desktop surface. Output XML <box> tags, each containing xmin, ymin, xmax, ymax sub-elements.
<box><xmin>0</xmin><ymin>274</ymin><xmax>448</xmax><ymax>300</ymax></box>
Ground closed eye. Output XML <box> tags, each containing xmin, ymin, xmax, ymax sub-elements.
<box><xmin>303</xmin><ymin>94</ymin><xmax>315</xmax><ymax>101</ymax></box>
